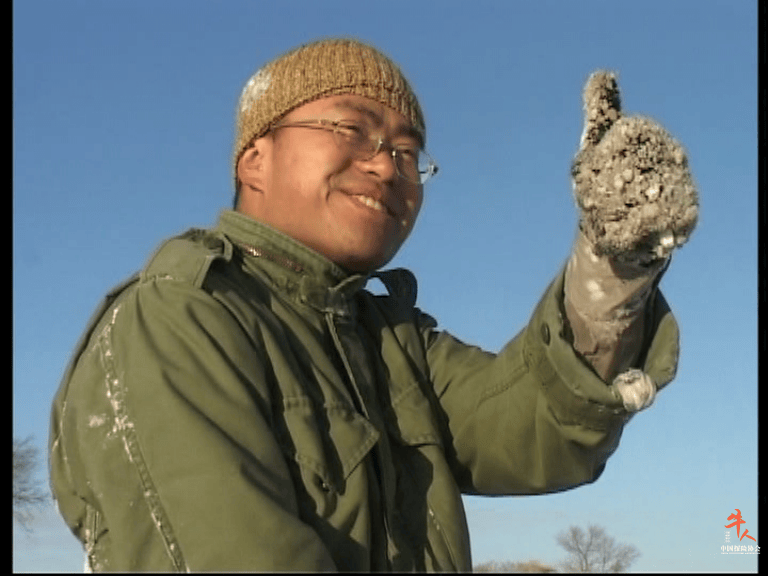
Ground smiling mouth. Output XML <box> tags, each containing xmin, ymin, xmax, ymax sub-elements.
<box><xmin>350</xmin><ymin>194</ymin><xmax>409</xmax><ymax>228</ymax></box>
<box><xmin>352</xmin><ymin>194</ymin><xmax>388</xmax><ymax>214</ymax></box>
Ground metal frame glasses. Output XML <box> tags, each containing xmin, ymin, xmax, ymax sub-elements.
<box><xmin>271</xmin><ymin>119</ymin><xmax>438</xmax><ymax>185</ymax></box>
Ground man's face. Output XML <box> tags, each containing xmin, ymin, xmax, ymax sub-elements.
<box><xmin>237</xmin><ymin>95</ymin><xmax>424</xmax><ymax>272</ymax></box>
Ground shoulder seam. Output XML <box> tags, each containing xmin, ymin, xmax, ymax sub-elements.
<box><xmin>141</xmin><ymin>230</ymin><xmax>232</xmax><ymax>289</ymax></box>
<box><xmin>97</xmin><ymin>309</ymin><xmax>188</xmax><ymax>571</ymax></box>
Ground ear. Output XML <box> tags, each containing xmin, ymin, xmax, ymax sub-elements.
<box><xmin>236</xmin><ymin>137</ymin><xmax>271</xmax><ymax>195</ymax></box>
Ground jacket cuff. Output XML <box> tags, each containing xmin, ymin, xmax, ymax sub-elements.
<box><xmin>521</xmin><ymin>266</ymin><xmax>680</xmax><ymax>430</ymax></box>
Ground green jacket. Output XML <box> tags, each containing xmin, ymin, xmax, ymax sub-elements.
<box><xmin>49</xmin><ymin>210</ymin><xmax>679</xmax><ymax>571</ymax></box>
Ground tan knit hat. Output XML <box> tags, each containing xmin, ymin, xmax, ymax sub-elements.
<box><xmin>233</xmin><ymin>38</ymin><xmax>426</xmax><ymax>189</ymax></box>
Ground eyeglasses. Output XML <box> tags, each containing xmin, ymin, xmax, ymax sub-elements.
<box><xmin>270</xmin><ymin>119</ymin><xmax>439</xmax><ymax>185</ymax></box>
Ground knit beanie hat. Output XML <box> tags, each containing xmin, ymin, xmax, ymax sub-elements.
<box><xmin>233</xmin><ymin>38</ymin><xmax>426</xmax><ymax>189</ymax></box>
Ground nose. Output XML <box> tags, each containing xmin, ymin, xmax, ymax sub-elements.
<box><xmin>356</xmin><ymin>138</ymin><xmax>399</xmax><ymax>182</ymax></box>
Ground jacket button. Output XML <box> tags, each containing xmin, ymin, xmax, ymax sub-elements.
<box><xmin>540</xmin><ymin>323</ymin><xmax>551</xmax><ymax>345</ymax></box>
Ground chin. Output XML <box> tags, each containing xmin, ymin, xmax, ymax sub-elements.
<box><xmin>337</xmin><ymin>249</ymin><xmax>396</xmax><ymax>274</ymax></box>
<box><xmin>340</xmin><ymin>257</ymin><xmax>388</xmax><ymax>274</ymax></box>
<box><xmin>327</xmin><ymin>233</ymin><xmax>407</xmax><ymax>273</ymax></box>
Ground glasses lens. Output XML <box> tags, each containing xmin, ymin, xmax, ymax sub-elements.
<box><xmin>333</xmin><ymin>123</ymin><xmax>374</xmax><ymax>156</ymax></box>
<box><xmin>391</xmin><ymin>149</ymin><xmax>439</xmax><ymax>184</ymax></box>
<box><xmin>414</xmin><ymin>151</ymin><xmax>438</xmax><ymax>184</ymax></box>
<box><xmin>334</xmin><ymin>122</ymin><xmax>437</xmax><ymax>184</ymax></box>
<box><xmin>392</xmin><ymin>150</ymin><xmax>418</xmax><ymax>184</ymax></box>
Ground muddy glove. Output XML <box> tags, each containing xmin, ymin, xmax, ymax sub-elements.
<box><xmin>565</xmin><ymin>71</ymin><xmax>698</xmax><ymax>411</ymax></box>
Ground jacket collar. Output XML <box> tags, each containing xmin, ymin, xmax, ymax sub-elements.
<box><xmin>216</xmin><ymin>210</ymin><xmax>369</xmax><ymax>317</ymax></box>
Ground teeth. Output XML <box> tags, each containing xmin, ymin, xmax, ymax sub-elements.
<box><xmin>353</xmin><ymin>195</ymin><xmax>386</xmax><ymax>213</ymax></box>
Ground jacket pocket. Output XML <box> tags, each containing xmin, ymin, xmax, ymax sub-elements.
<box><xmin>278</xmin><ymin>396</ymin><xmax>379</xmax><ymax>494</ymax></box>
<box><xmin>385</xmin><ymin>379</ymin><xmax>443</xmax><ymax>448</ymax></box>
<box><xmin>384</xmin><ymin>380</ymin><xmax>464</xmax><ymax>571</ymax></box>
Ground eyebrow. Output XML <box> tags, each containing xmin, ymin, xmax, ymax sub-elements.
<box><xmin>332</xmin><ymin>98</ymin><xmax>424</xmax><ymax>146</ymax></box>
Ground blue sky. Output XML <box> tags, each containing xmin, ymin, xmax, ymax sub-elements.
<box><xmin>13</xmin><ymin>0</ymin><xmax>757</xmax><ymax>572</ymax></box>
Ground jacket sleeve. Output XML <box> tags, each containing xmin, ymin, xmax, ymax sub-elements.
<box><xmin>49</xmin><ymin>276</ymin><xmax>337</xmax><ymax>571</ymax></box>
<box><xmin>422</xmin><ymin>266</ymin><xmax>679</xmax><ymax>495</ymax></box>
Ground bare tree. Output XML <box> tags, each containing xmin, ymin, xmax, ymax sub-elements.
<box><xmin>556</xmin><ymin>524</ymin><xmax>640</xmax><ymax>572</ymax></box>
<box><xmin>474</xmin><ymin>559</ymin><xmax>557</xmax><ymax>572</ymax></box>
<box><xmin>13</xmin><ymin>436</ymin><xmax>48</xmax><ymax>530</ymax></box>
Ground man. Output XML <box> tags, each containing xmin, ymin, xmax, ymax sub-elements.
<box><xmin>50</xmin><ymin>38</ymin><xmax>696</xmax><ymax>571</ymax></box>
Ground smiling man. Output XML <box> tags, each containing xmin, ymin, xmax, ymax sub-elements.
<box><xmin>235</xmin><ymin>93</ymin><xmax>427</xmax><ymax>272</ymax></box>
<box><xmin>49</xmin><ymin>39</ymin><xmax>692</xmax><ymax>572</ymax></box>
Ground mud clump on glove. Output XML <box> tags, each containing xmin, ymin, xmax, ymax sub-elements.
<box><xmin>571</xmin><ymin>71</ymin><xmax>699</xmax><ymax>264</ymax></box>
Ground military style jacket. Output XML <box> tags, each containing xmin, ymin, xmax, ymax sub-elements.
<box><xmin>49</xmin><ymin>210</ymin><xmax>679</xmax><ymax>571</ymax></box>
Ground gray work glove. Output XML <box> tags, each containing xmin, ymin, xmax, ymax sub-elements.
<box><xmin>565</xmin><ymin>71</ymin><xmax>698</xmax><ymax>411</ymax></box>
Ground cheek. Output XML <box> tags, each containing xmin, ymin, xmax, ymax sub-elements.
<box><xmin>277</xmin><ymin>133</ymin><xmax>347</xmax><ymax>178</ymax></box>
<box><xmin>271</xmin><ymin>157</ymin><xmax>331</xmax><ymax>208</ymax></box>
<box><xmin>405</xmin><ymin>191</ymin><xmax>424</xmax><ymax>227</ymax></box>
